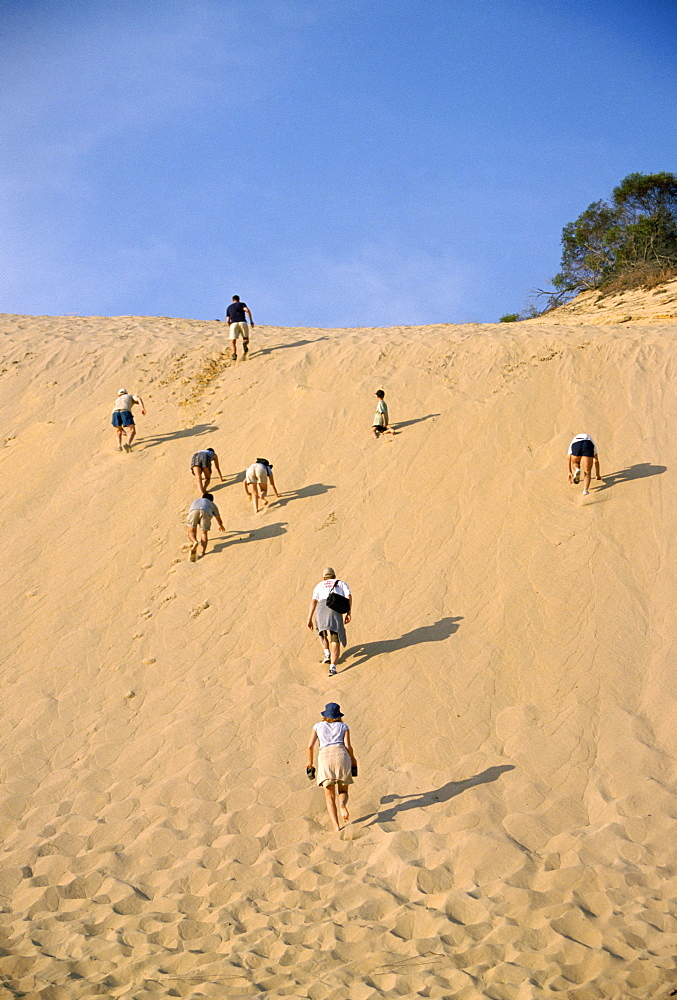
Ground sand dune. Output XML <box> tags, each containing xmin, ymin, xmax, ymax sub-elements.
<box><xmin>0</xmin><ymin>289</ymin><xmax>675</xmax><ymax>998</ymax></box>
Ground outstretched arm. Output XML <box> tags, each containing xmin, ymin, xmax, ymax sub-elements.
<box><xmin>134</xmin><ymin>396</ymin><xmax>147</xmax><ymax>415</ymax></box>
<box><xmin>594</xmin><ymin>454</ymin><xmax>601</xmax><ymax>479</ymax></box>
<box><xmin>245</xmin><ymin>306</ymin><xmax>254</xmax><ymax>327</ymax></box>
<box><xmin>268</xmin><ymin>472</ymin><xmax>279</xmax><ymax>498</ymax></box>
<box><xmin>567</xmin><ymin>454</ymin><xmax>574</xmax><ymax>482</ymax></box>
<box><xmin>213</xmin><ymin>454</ymin><xmax>224</xmax><ymax>480</ymax></box>
<box><xmin>307</xmin><ymin>598</ymin><xmax>318</xmax><ymax>630</ymax></box>
<box><xmin>345</xmin><ymin>594</ymin><xmax>352</xmax><ymax>625</ymax></box>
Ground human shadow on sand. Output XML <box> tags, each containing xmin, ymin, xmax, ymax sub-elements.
<box><xmin>342</xmin><ymin>616</ymin><xmax>463</xmax><ymax>670</ymax></box>
<box><xmin>141</xmin><ymin>423</ymin><xmax>220</xmax><ymax>449</ymax></box>
<box><xmin>595</xmin><ymin>462</ymin><xmax>667</xmax><ymax>492</ymax></box>
<box><xmin>209</xmin><ymin>521</ymin><xmax>287</xmax><ymax>553</ymax></box>
<box><xmin>391</xmin><ymin>413</ymin><xmax>440</xmax><ymax>431</ymax></box>
<box><xmin>210</xmin><ymin>471</ymin><xmax>245</xmax><ymax>492</ymax></box>
<box><xmin>274</xmin><ymin>483</ymin><xmax>336</xmax><ymax>508</ymax></box>
<box><xmin>355</xmin><ymin>765</ymin><xmax>515</xmax><ymax>827</ymax></box>
<box><xmin>249</xmin><ymin>336</ymin><xmax>329</xmax><ymax>359</ymax></box>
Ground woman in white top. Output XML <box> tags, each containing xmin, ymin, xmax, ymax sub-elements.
<box><xmin>307</xmin><ymin>702</ymin><xmax>357</xmax><ymax>832</ymax></box>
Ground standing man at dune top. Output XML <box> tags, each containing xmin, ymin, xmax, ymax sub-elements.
<box><xmin>226</xmin><ymin>295</ymin><xmax>254</xmax><ymax>361</ymax></box>
<box><xmin>111</xmin><ymin>388</ymin><xmax>146</xmax><ymax>452</ymax></box>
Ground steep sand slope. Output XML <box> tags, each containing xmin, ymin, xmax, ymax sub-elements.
<box><xmin>0</xmin><ymin>303</ymin><xmax>675</xmax><ymax>999</ymax></box>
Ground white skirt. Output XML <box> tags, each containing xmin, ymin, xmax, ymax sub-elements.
<box><xmin>317</xmin><ymin>745</ymin><xmax>353</xmax><ymax>787</ymax></box>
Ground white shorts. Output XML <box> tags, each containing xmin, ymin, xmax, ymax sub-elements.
<box><xmin>229</xmin><ymin>322</ymin><xmax>249</xmax><ymax>342</ymax></box>
<box><xmin>245</xmin><ymin>463</ymin><xmax>268</xmax><ymax>485</ymax></box>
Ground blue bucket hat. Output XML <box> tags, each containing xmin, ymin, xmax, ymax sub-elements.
<box><xmin>321</xmin><ymin>702</ymin><xmax>343</xmax><ymax>719</ymax></box>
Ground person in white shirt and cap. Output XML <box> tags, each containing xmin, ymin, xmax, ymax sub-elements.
<box><xmin>111</xmin><ymin>389</ymin><xmax>146</xmax><ymax>451</ymax></box>
<box><xmin>567</xmin><ymin>433</ymin><xmax>602</xmax><ymax>495</ymax></box>
<box><xmin>307</xmin><ymin>567</ymin><xmax>352</xmax><ymax>676</ymax></box>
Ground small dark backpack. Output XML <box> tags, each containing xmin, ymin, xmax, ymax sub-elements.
<box><xmin>326</xmin><ymin>580</ymin><xmax>350</xmax><ymax>615</ymax></box>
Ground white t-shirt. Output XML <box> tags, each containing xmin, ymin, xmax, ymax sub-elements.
<box><xmin>312</xmin><ymin>579</ymin><xmax>351</xmax><ymax>602</ymax></box>
<box><xmin>113</xmin><ymin>393</ymin><xmax>137</xmax><ymax>413</ymax></box>
<box><xmin>568</xmin><ymin>434</ymin><xmax>596</xmax><ymax>455</ymax></box>
<box><xmin>313</xmin><ymin>720</ymin><xmax>348</xmax><ymax>748</ymax></box>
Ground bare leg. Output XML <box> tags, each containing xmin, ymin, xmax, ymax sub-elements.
<box><xmin>203</xmin><ymin>469</ymin><xmax>211</xmax><ymax>491</ymax></box>
<box><xmin>329</xmin><ymin>640</ymin><xmax>340</xmax><ymax>669</ymax></box>
<box><xmin>318</xmin><ymin>634</ymin><xmax>331</xmax><ymax>662</ymax></box>
<box><xmin>188</xmin><ymin>527</ymin><xmax>199</xmax><ymax>561</ymax></box>
<box><xmin>323</xmin><ymin>786</ymin><xmax>341</xmax><ymax>832</ymax></box>
<box><xmin>259</xmin><ymin>485</ymin><xmax>269</xmax><ymax>507</ymax></box>
<box><xmin>230</xmin><ymin>338</ymin><xmax>237</xmax><ymax>360</ymax></box>
<box><xmin>251</xmin><ymin>483</ymin><xmax>260</xmax><ymax>513</ymax></box>
<box><xmin>126</xmin><ymin>424</ymin><xmax>136</xmax><ymax>447</ymax></box>
<box><xmin>337</xmin><ymin>783</ymin><xmax>350</xmax><ymax>824</ymax></box>
<box><xmin>581</xmin><ymin>455</ymin><xmax>593</xmax><ymax>493</ymax></box>
<box><xmin>571</xmin><ymin>459</ymin><xmax>581</xmax><ymax>483</ymax></box>
<box><xmin>116</xmin><ymin>427</ymin><xmax>124</xmax><ymax>450</ymax></box>
<box><xmin>199</xmin><ymin>530</ymin><xmax>209</xmax><ymax>557</ymax></box>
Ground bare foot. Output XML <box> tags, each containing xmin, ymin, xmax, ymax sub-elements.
<box><xmin>189</xmin><ymin>545</ymin><xmax>198</xmax><ymax>562</ymax></box>
<box><xmin>340</xmin><ymin>804</ymin><xmax>350</xmax><ymax>824</ymax></box>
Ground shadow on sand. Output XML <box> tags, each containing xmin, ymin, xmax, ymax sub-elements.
<box><xmin>209</xmin><ymin>521</ymin><xmax>287</xmax><ymax>553</ymax></box>
<box><xmin>343</xmin><ymin>616</ymin><xmax>463</xmax><ymax>670</ymax></box>
<box><xmin>391</xmin><ymin>413</ymin><xmax>440</xmax><ymax>431</ymax></box>
<box><xmin>249</xmin><ymin>336</ymin><xmax>329</xmax><ymax>359</ymax></box>
<box><xmin>274</xmin><ymin>483</ymin><xmax>335</xmax><ymax>508</ymax></box>
<box><xmin>595</xmin><ymin>462</ymin><xmax>667</xmax><ymax>492</ymax></box>
<box><xmin>355</xmin><ymin>765</ymin><xmax>515</xmax><ymax>826</ymax></box>
<box><xmin>210</xmin><ymin>471</ymin><xmax>245</xmax><ymax>491</ymax></box>
<box><xmin>142</xmin><ymin>423</ymin><xmax>220</xmax><ymax>449</ymax></box>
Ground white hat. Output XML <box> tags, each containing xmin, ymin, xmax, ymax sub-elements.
<box><xmin>118</xmin><ymin>388</ymin><xmax>127</xmax><ymax>395</ymax></box>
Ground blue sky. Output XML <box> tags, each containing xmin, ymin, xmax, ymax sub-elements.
<box><xmin>2</xmin><ymin>0</ymin><xmax>676</xmax><ymax>326</ymax></box>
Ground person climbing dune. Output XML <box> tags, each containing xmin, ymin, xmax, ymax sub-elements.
<box><xmin>307</xmin><ymin>702</ymin><xmax>358</xmax><ymax>833</ymax></box>
<box><xmin>568</xmin><ymin>433</ymin><xmax>602</xmax><ymax>496</ymax></box>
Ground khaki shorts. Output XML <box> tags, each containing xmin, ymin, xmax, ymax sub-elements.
<box><xmin>229</xmin><ymin>322</ymin><xmax>249</xmax><ymax>342</ymax></box>
<box><xmin>320</xmin><ymin>630</ymin><xmax>340</xmax><ymax>644</ymax></box>
<box><xmin>187</xmin><ymin>509</ymin><xmax>212</xmax><ymax>531</ymax></box>
<box><xmin>245</xmin><ymin>463</ymin><xmax>268</xmax><ymax>485</ymax></box>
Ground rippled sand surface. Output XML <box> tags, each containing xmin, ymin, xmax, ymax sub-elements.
<box><xmin>0</xmin><ymin>284</ymin><xmax>675</xmax><ymax>998</ymax></box>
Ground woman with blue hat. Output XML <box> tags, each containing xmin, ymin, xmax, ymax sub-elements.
<box><xmin>307</xmin><ymin>703</ymin><xmax>358</xmax><ymax>832</ymax></box>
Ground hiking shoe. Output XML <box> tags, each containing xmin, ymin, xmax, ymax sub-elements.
<box><xmin>582</xmin><ymin>489</ymin><xmax>590</xmax><ymax>496</ymax></box>
<box><xmin>573</xmin><ymin>468</ymin><xmax>581</xmax><ymax>484</ymax></box>
<box><xmin>243</xmin><ymin>340</ymin><xmax>249</xmax><ymax>355</ymax></box>
<box><xmin>328</xmin><ymin>666</ymin><xmax>337</xmax><ymax>676</ymax></box>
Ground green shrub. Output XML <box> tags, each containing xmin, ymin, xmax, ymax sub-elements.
<box><xmin>499</xmin><ymin>313</ymin><xmax>520</xmax><ymax>323</ymax></box>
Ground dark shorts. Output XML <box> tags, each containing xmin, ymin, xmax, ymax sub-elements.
<box><xmin>320</xmin><ymin>630</ymin><xmax>340</xmax><ymax>644</ymax></box>
<box><xmin>112</xmin><ymin>410</ymin><xmax>134</xmax><ymax>427</ymax></box>
<box><xmin>571</xmin><ymin>440</ymin><xmax>595</xmax><ymax>458</ymax></box>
